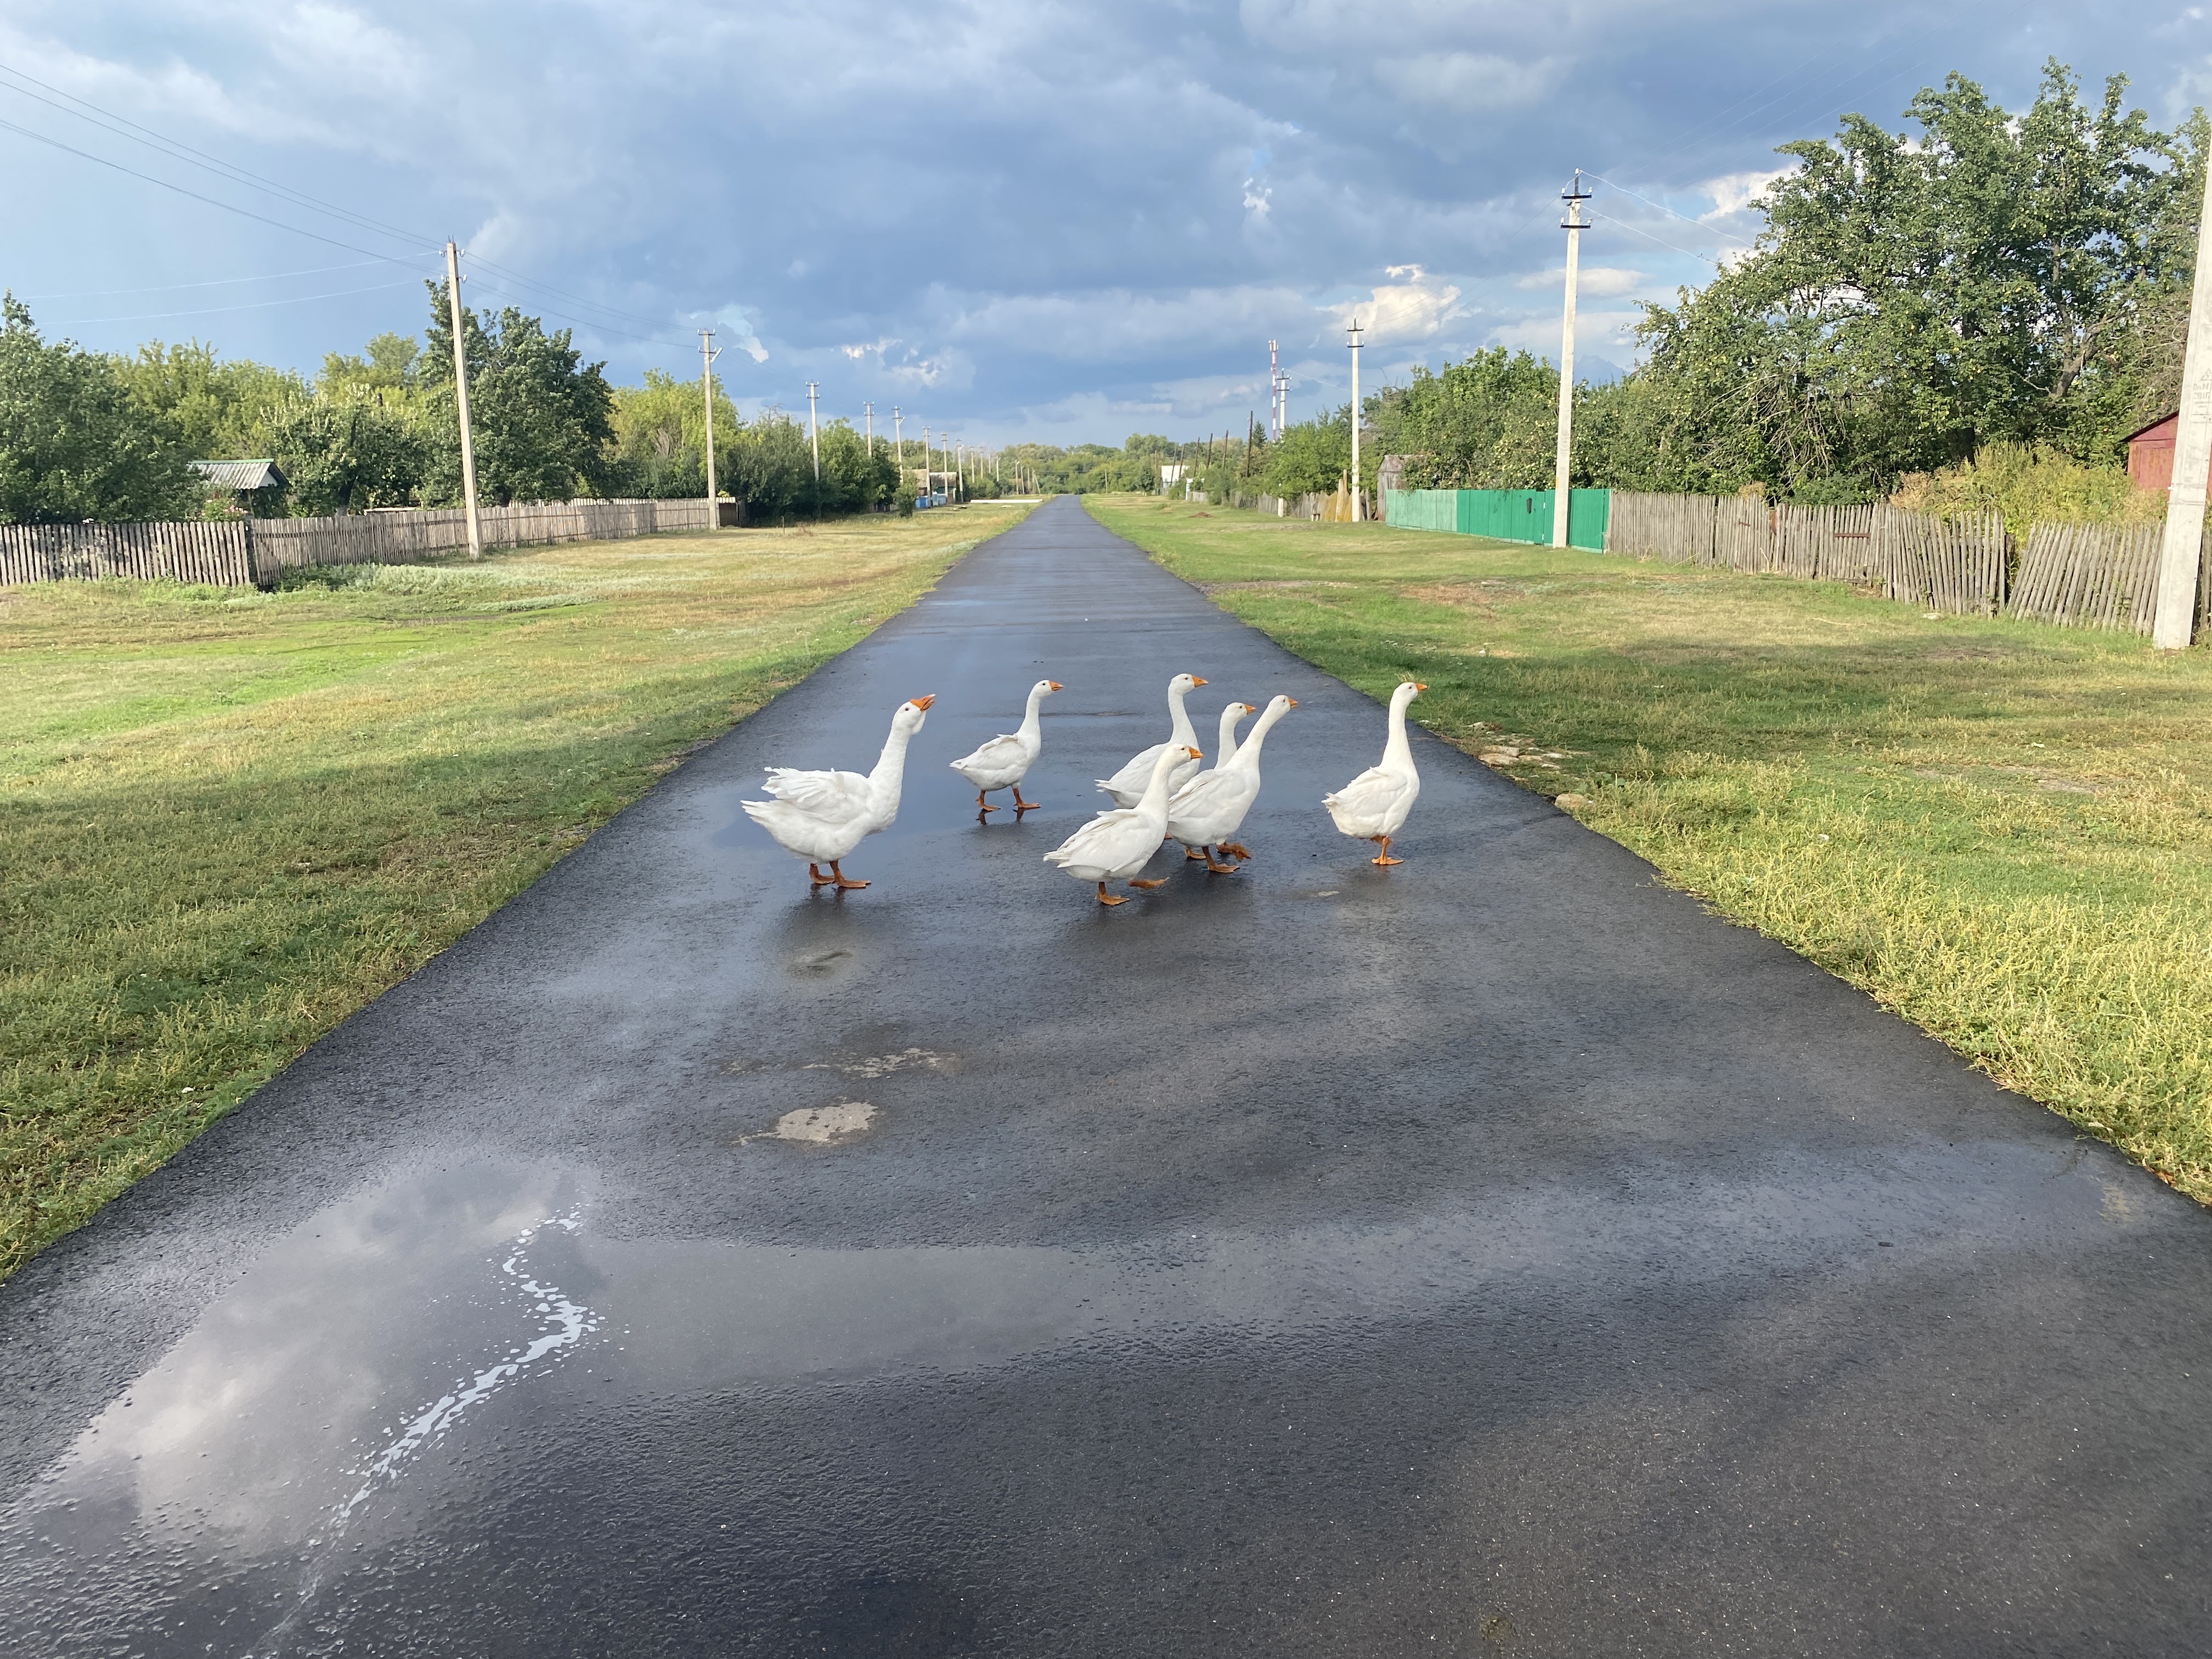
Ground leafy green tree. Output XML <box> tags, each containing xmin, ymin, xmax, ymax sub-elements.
<box><xmin>1259</xmin><ymin>405</ymin><xmax>1352</xmax><ymax>496</ymax></box>
<box><xmin>609</xmin><ymin>369</ymin><xmax>742</xmax><ymax>498</ymax></box>
<box><xmin>1368</xmin><ymin>349</ymin><xmax>1561</xmax><ymax>489</ymax></box>
<box><xmin>320</xmin><ymin>332</ymin><xmax>421</xmax><ymax>399</ymax></box>
<box><xmin>0</xmin><ymin>297</ymin><xmax>199</xmax><ymax>523</ymax></box>
<box><xmin>111</xmin><ymin>339</ymin><xmax>304</xmax><ymax>461</ymax></box>
<box><xmin>814</xmin><ymin>421</ymin><xmax>901</xmax><ymax>514</ymax></box>
<box><xmin>421</xmin><ymin>284</ymin><xmax>617</xmax><ymax>505</ymax></box>
<box><xmin>263</xmin><ymin>390</ymin><xmax>427</xmax><ymax>515</ymax></box>
<box><xmin>1633</xmin><ymin>61</ymin><xmax>2202</xmax><ymax>496</ymax></box>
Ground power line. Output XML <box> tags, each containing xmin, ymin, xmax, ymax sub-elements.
<box><xmin>0</xmin><ymin>61</ymin><xmax>435</xmax><ymax>251</ymax></box>
<box><xmin>459</xmin><ymin>276</ymin><xmax>690</xmax><ymax>351</ymax></box>
<box><xmin>464</xmin><ymin>255</ymin><xmax>690</xmax><ymax>337</ymax></box>
<box><xmin>1579</xmin><ymin>173</ymin><xmax>1752</xmax><ymax>249</ymax></box>
<box><xmin>46</xmin><ymin>279</ymin><xmax>427</xmax><ymax>327</ymax></box>
<box><xmin>23</xmin><ymin>257</ymin><xmax>408</xmax><ymax>301</ymax></box>
<box><xmin>0</xmin><ymin>61</ymin><xmax>690</xmax><ymax>352</ymax></box>
<box><xmin>0</xmin><ymin>116</ymin><xmax>437</xmax><ymax>264</ymax></box>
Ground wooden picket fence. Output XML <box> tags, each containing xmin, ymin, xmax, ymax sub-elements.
<box><xmin>0</xmin><ymin>520</ymin><xmax>255</xmax><ymax>587</ymax></box>
<box><xmin>248</xmin><ymin>499</ymin><xmax>713</xmax><ymax>578</ymax></box>
<box><xmin>2008</xmin><ymin>521</ymin><xmax>2212</xmax><ymax>634</ymax></box>
<box><xmin>0</xmin><ymin>498</ymin><xmax>718</xmax><ymax>589</ymax></box>
<box><xmin>1607</xmin><ymin>493</ymin><xmax>2008</xmax><ymax>614</ymax></box>
<box><xmin>1224</xmin><ymin>489</ymin><xmax>1324</xmax><ymax>520</ymax></box>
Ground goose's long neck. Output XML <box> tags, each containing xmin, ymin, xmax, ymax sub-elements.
<box><xmin>1017</xmin><ymin>687</ymin><xmax>1046</xmax><ymax>746</ymax></box>
<box><xmin>1137</xmin><ymin>748</ymin><xmax>1182</xmax><ymax>822</ymax></box>
<box><xmin>871</xmin><ymin>721</ymin><xmax>916</xmax><ymax>798</ymax></box>
<box><xmin>1232</xmin><ymin>703</ymin><xmax>1288</xmax><ymax>771</ymax></box>
<box><xmin>1167</xmin><ymin>685</ymin><xmax>1198</xmax><ymax>748</ymax></box>
<box><xmin>1383</xmin><ymin>693</ymin><xmax>1415</xmax><ymax>768</ymax></box>
<box><xmin>1215</xmin><ymin>705</ymin><xmax>1245</xmax><ymax>769</ymax></box>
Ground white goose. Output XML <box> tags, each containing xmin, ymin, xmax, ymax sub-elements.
<box><xmin>1170</xmin><ymin>701</ymin><xmax>1255</xmax><ymax>861</ymax></box>
<box><xmin>1044</xmin><ymin>742</ymin><xmax>1199</xmax><ymax>905</ymax></box>
<box><xmin>741</xmin><ymin>695</ymin><xmax>934</xmax><ymax>890</ymax></box>
<box><xmin>1323</xmin><ymin>681</ymin><xmax>1424</xmax><ymax>865</ymax></box>
<box><xmin>1097</xmin><ymin>673</ymin><xmax>1206</xmax><ymax>807</ymax></box>
<box><xmin>949</xmin><ymin>678</ymin><xmax>1061</xmax><ymax>816</ymax></box>
<box><xmin>1169</xmin><ymin>695</ymin><xmax>1296</xmax><ymax>871</ymax></box>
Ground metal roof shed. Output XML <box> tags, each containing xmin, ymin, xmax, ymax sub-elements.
<box><xmin>191</xmin><ymin>460</ymin><xmax>287</xmax><ymax>492</ymax></box>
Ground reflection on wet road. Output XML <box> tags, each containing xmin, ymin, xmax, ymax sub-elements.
<box><xmin>3</xmin><ymin>499</ymin><xmax>2210</xmax><ymax>1656</ymax></box>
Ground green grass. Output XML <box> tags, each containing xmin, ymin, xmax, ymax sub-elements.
<box><xmin>1086</xmin><ymin>493</ymin><xmax>2212</xmax><ymax>1201</ymax></box>
<box><xmin>0</xmin><ymin>506</ymin><xmax>1029</xmax><ymax>1278</ymax></box>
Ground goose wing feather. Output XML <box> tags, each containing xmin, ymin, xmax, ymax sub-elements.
<box><xmin>758</xmin><ymin>766</ymin><xmax>872</xmax><ymax>819</ymax></box>
<box><xmin>1323</xmin><ymin>766</ymin><xmax>1418</xmax><ymax>836</ymax></box>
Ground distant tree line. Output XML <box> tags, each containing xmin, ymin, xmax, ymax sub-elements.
<box><xmin>0</xmin><ymin>283</ymin><xmax>900</xmax><ymax>525</ymax></box>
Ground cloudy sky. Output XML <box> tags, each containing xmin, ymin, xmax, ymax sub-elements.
<box><xmin>2</xmin><ymin>2</ymin><xmax>2202</xmax><ymax>447</ymax></box>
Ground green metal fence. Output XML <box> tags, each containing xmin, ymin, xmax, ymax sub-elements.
<box><xmin>1384</xmin><ymin>488</ymin><xmax>1610</xmax><ymax>552</ymax></box>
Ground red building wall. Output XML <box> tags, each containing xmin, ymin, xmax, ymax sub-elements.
<box><xmin>2129</xmin><ymin>414</ymin><xmax>2182</xmax><ymax>493</ymax></box>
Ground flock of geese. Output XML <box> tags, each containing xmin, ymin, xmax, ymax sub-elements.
<box><xmin>741</xmin><ymin>673</ymin><xmax>1426</xmax><ymax>904</ymax></box>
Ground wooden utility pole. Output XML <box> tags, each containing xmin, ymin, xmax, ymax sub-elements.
<box><xmin>1553</xmin><ymin>173</ymin><xmax>1591</xmax><ymax>550</ymax></box>
<box><xmin>444</xmin><ymin>240</ymin><xmax>482</xmax><ymax>560</ymax></box>
<box><xmin>1347</xmin><ymin>318</ymin><xmax>1364</xmax><ymax>522</ymax></box>
<box><xmin>2154</xmin><ymin>159</ymin><xmax>2212</xmax><ymax>648</ymax></box>
<box><xmin>699</xmin><ymin>329</ymin><xmax>722</xmax><ymax>531</ymax></box>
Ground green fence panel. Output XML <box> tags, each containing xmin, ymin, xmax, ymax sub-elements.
<box><xmin>1384</xmin><ymin>489</ymin><xmax>1459</xmax><ymax>531</ymax></box>
<box><xmin>1385</xmin><ymin>488</ymin><xmax>1609</xmax><ymax>549</ymax></box>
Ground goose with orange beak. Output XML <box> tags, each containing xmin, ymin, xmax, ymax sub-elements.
<box><xmin>1045</xmin><ymin>742</ymin><xmax>1199</xmax><ymax>905</ymax></box>
<box><xmin>1168</xmin><ymin>694</ymin><xmax>1296</xmax><ymax>871</ymax></box>
<box><xmin>1097</xmin><ymin>672</ymin><xmax>1207</xmax><ymax>807</ymax></box>
<box><xmin>949</xmin><ymin>678</ymin><xmax>1061</xmax><ymax>817</ymax></box>
<box><xmin>742</xmin><ymin>696</ymin><xmax>934</xmax><ymax>890</ymax></box>
<box><xmin>1323</xmin><ymin>681</ymin><xmax>1423</xmax><ymax>866</ymax></box>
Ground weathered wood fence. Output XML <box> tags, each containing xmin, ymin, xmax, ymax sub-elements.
<box><xmin>1224</xmin><ymin>490</ymin><xmax>1324</xmax><ymax>520</ymax></box>
<box><xmin>0</xmin><ymin>520</ymin><xmax>256</xmax><ymax>588</ymax></box>
<box><xmin>1606</xmin><ymin>493</ymin><xmax>2011</xmax><ymax>614</ymax></box>
<box><xmin>2007</xmin><ymin>521</ymin><xmax>2212</xmax><ymax>634</ymax></box>
<box><xmin>0</xmin><ymin>498</ymin><xmax>718</xmax><ymax>589</ymax></box>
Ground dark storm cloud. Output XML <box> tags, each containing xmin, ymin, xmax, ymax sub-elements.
<box><xmin>1</xmin><ymin>0</ymin><xmax>2199</xmax><ymax>442</ymax></box>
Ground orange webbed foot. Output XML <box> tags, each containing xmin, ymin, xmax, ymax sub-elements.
<box><xmin>1127</xmin><ymin>878</ymin><xmax>1168</xmax><ymax>890</ymax></box>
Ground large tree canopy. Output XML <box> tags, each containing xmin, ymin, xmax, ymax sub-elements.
<box><xmin>1626</xmin><ymin>61</ymin><xmax>2204</xmax><ymax>497</ymax></box>
<box><xmin>0</xmin><ymin>298</ymin><xmax>200</xmax><ymax>524</ymax></box>
<box><xmin>421</xmin><ymin>285</ymin><xmax>618</xmax><ymax>506</ymax></box>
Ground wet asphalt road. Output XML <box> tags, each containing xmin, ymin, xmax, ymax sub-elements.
<box><xmin>4</xmin><ymin>495</ymin><xmax>2211</xmax><ymax>1656</ymax></box>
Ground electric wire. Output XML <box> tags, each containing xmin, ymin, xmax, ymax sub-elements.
<box><xmin>46</xmin><ymin>279</ymin><xmax>427</xmax><ymax>327</ymax></box>
<box><xmin>0</xmin><ymin>116</ymin><xmax>438</xmax><ymax>265</ymax></box>
<box><xmin>0</xmin><ymin>61</ymin><xmax>436</xmax><ymax>251</ymax></box>
<box><xmin>23</xmin><ymin>257</ymin><xmax>414</xmax><ymax>302</ymax></box>
<box><xmin>0</xmin><ymin>64</ymin><xmax>684</xmax><ymax>347</ymax></box>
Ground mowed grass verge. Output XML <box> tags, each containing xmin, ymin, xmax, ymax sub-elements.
<box><xmin>1086</xmin><ymin>494</ymin><xmax>2212</xmax><ymax>1201</ymax></box>
<box><xmin>0</xmin><ymin>505</ymin><xmax>1029</xmax><ymax>1278</ymax></box>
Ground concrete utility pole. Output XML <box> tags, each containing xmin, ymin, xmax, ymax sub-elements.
<box><xmin>1553</xmin><ymin>172</ymin><xmax>1592</xmax><ymax>550</ymax></box>
<box><xmin>1347</xmin><ymin>318</ymin><xmax>1364</xmax><ymax>522</ymax></box>
<box><xmin>1268</xmin><ymin>340</ymin><xmax>1280</xmax><ymax>440</ymax></box>
<box><xmin>699</xmin><ymin>329</ymin><xmax>723</xmax><ymax>531</ymax></box>
<box><xmin>2154</xmin><ymin>158</ymin><xmax>2212</xmax><ymax>648</ymax></box>
<box><xmin>443</xmin><ymin>240</ymin><xmax>483</xmax><ymax>560</ymax></box>
<box><xmin>893</xmin><ymin>407</ymin><xmax>904</xmax><ymax>475</ymax></box>
<box><xmin>863</xmin><ymin>402</ymin><xmax>873</xmax><ymax>448</ymax></box>
<box><xmin>805</xmin><ymin>381</ymin><xmax>821</xmax><ymax>482</ymax></box>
